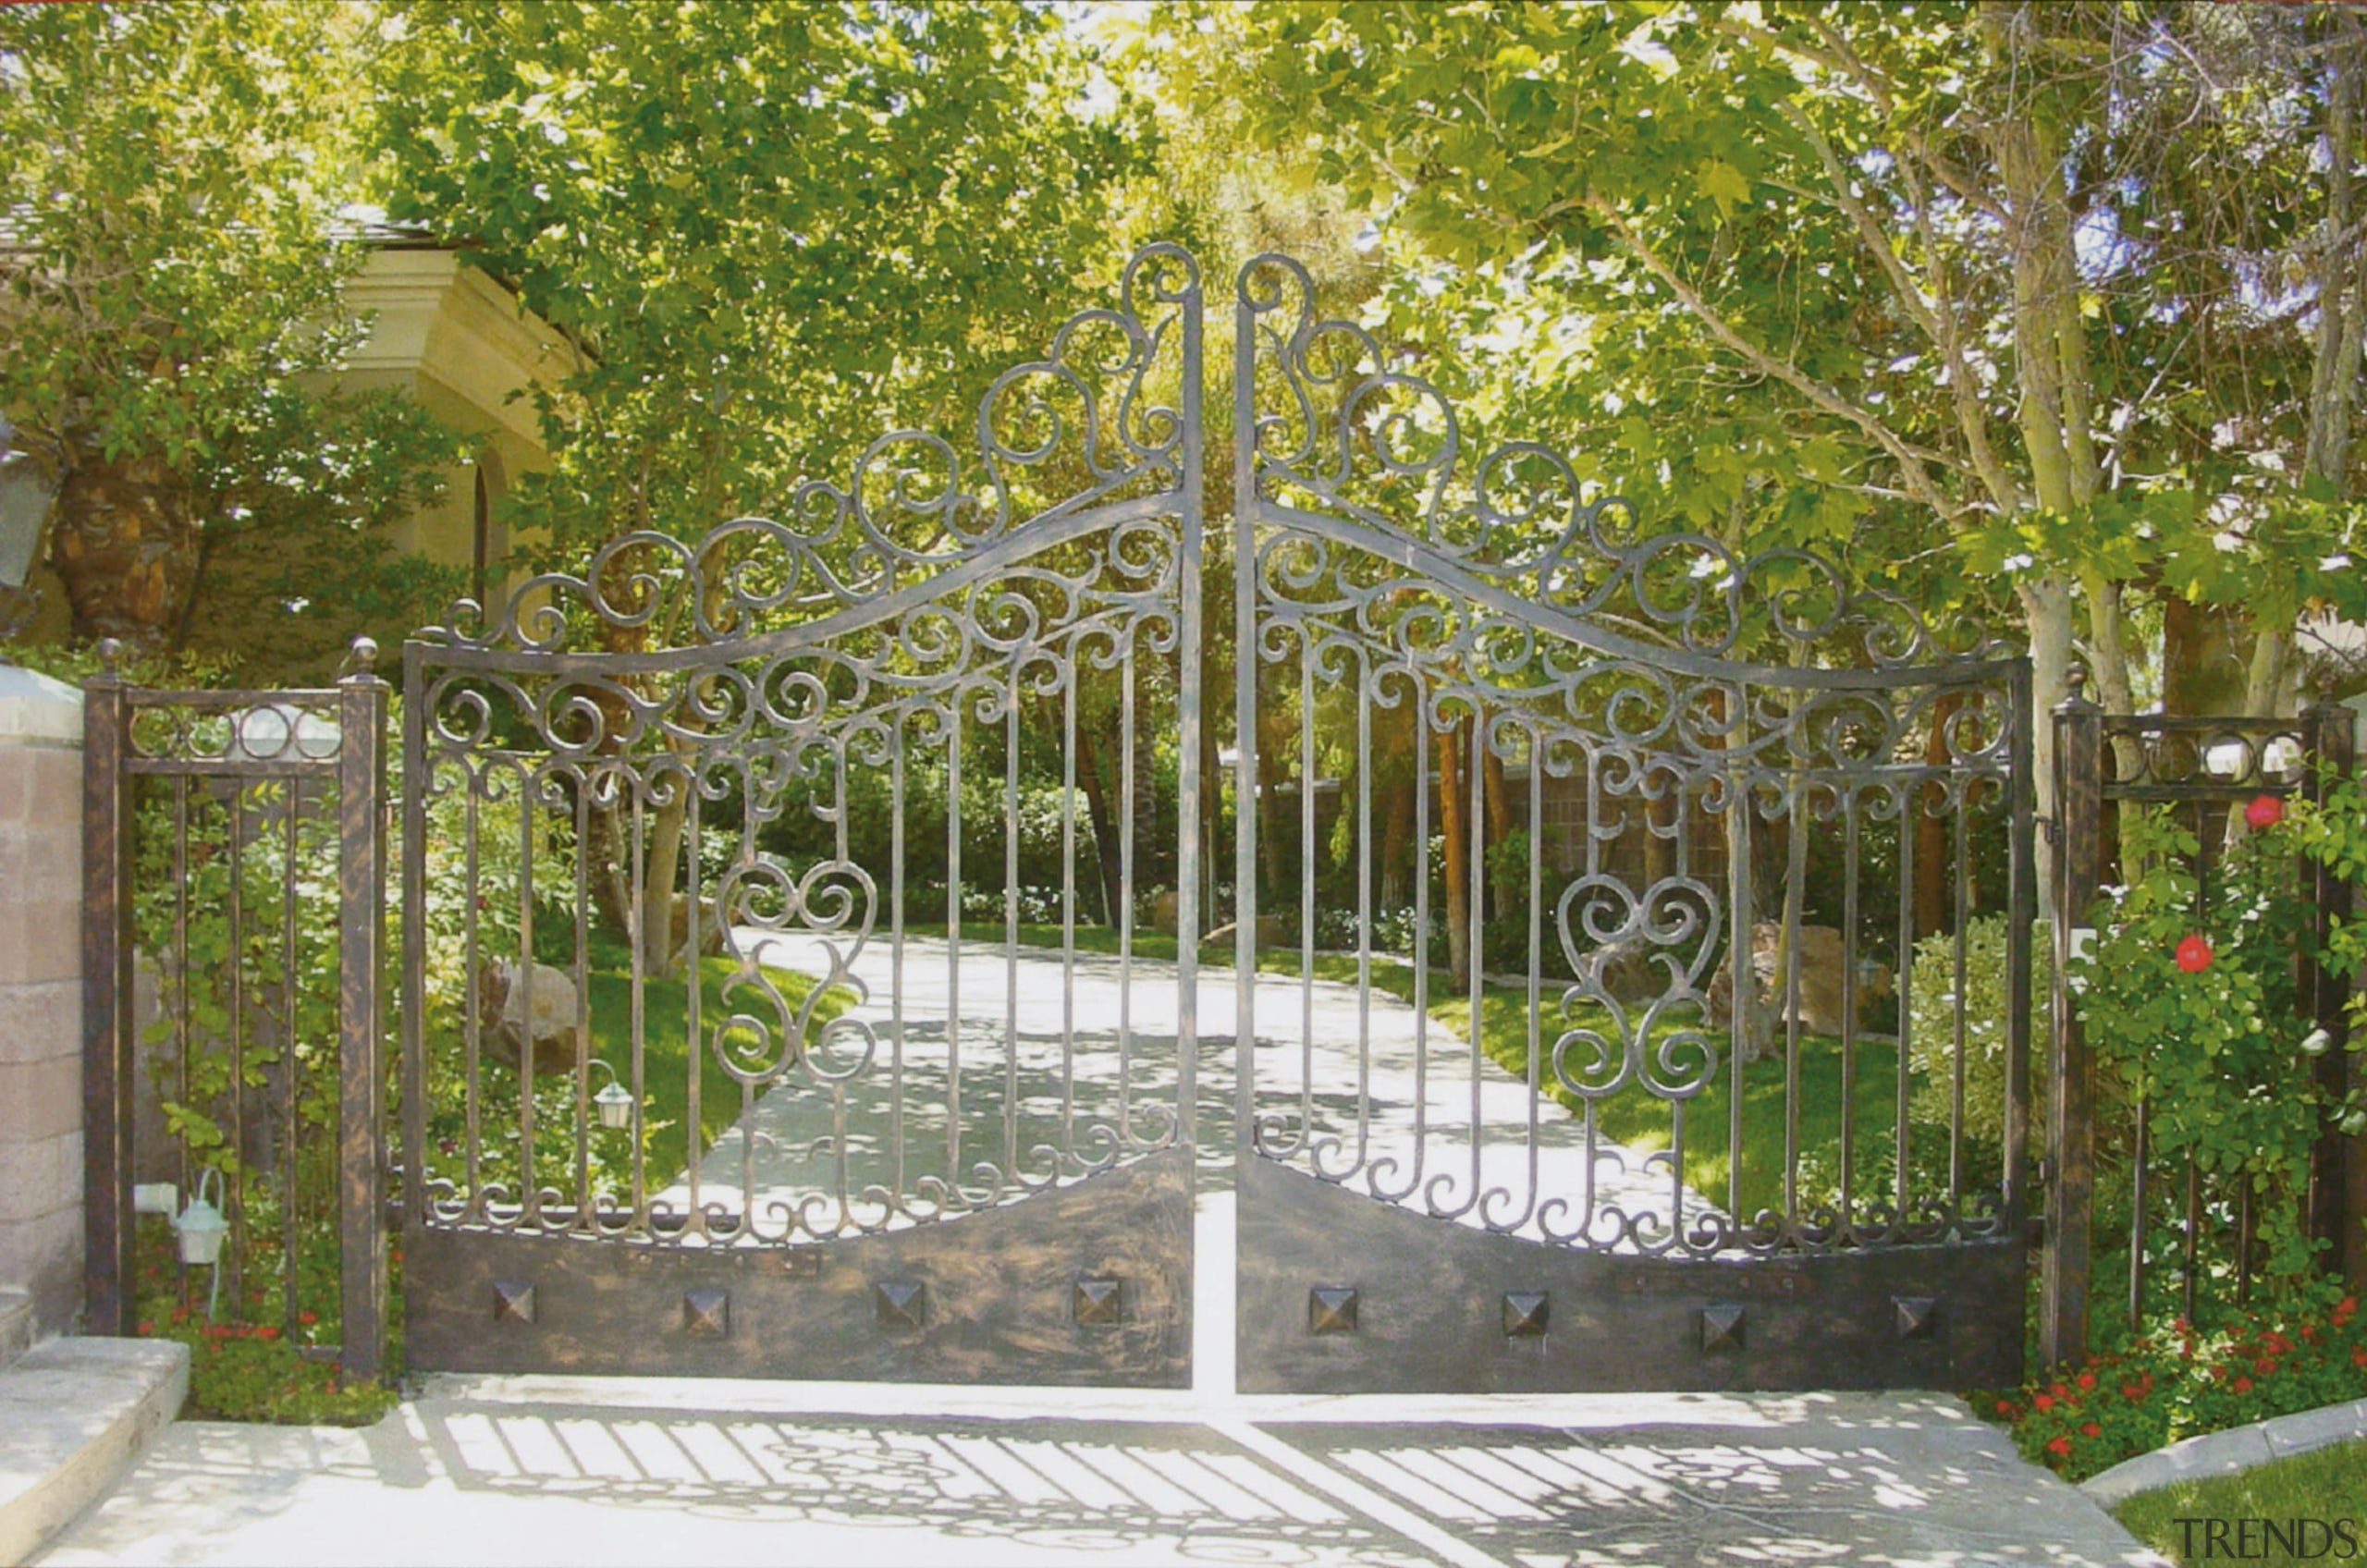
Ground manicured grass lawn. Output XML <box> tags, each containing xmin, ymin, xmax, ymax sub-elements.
<box><xmin>957</xmin><ymin>920</ymin><xmax>1901</xmax><ymax>1215</ymax></box>
<box><xmin>2115</xmin><ymin>1440</ymin><xmax>2367</xmax><ymax>1562</ymax></box>
<box><xmin>576</xmin><ymin>929</ymin><xmax>842</xmax><ymax>1181</ymax></box>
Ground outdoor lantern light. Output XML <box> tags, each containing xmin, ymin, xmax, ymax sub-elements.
<box><xmin>174</xmin><ymin>1169</ymin><xmax>229</xmax><ymax>1267</ymax></box>
<box><xmin>592</xmin><ymin>1061</ymin><xmax>635</xmax><ymax>1131</ymax></box>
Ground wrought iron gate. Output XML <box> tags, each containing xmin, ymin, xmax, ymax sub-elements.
<box><xmin>381</xmin><ymin>241</ymin><xmax>2030</xmax><ymax>1391</ymax></box>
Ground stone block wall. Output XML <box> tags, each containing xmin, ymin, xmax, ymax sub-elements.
<box><xmin>0</xmin><ymin>666</ymin><xmax>83</xmax><ymax>1337</ymax></box>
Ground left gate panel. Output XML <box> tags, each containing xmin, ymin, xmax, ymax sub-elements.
<box><xmin>394</xmin><ymin>242</ymin><xmax>1205</xmax><ymax>1388</ymax></box>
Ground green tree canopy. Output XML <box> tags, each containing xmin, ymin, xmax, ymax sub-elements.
<box><xmin>371</xmin><ymin>0</ymin><xmax>1159</xmax><ymax>607</ymax></box>
<box><xmin>0</xmin><ymin>1</ymin><xmax>461</xmax><ymax>670</ymax></box>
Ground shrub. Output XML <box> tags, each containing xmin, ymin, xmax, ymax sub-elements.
<box><xmin>1907</xmin><ymin>913</ymin><xmax>2051</xmax><ymax>1145</ymax></box>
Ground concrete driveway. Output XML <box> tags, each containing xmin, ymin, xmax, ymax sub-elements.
<box><xmin>660</xmin><ymin>932</ymin><xmax>1696</xmax><ymax>1244</ymax></box>
<box><xmin>39</xmin><ymin>1379</ymin><xmax>2162</xmax><ymax>1567</ymax></box>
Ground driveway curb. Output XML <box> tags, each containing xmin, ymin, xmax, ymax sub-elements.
<box><xmin>2078</xmin><ymin>1395</ymin><xmax>2367</xmax><ymax>1506</ymax></box>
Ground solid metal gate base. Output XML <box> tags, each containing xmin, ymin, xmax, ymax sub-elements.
<box><xmin>1234</xmin><ymin>1158</ymin><xmax>2024</xmax><ymax>1395</ymax></box>
<box><xmin>404</xmin><ymin>1146</ymin><xmax>1193</xmax><ymax>1387</ymax></box>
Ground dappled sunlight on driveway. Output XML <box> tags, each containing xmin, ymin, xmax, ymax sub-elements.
<box><xmin>39</xmin><ymin>1390</ymin><xmax>2163</xmax><ymax>1567</ymax></box>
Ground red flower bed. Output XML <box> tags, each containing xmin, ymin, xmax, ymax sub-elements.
<box><xmin>1982</xmin><ymin>1295</ymin><xmax>2367</xmax><ymax>1482</ymax></box>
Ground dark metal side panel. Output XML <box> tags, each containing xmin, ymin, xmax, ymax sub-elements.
<box><xmin>1237</xmin><ymin>1157</ymin><xmax>2022</xmax><ymax>1394</ymax></box>
<box><xmin>408</xmin><ymin>1145</ymin><xmax>1192</xmax><ymax>1387</ymax></box>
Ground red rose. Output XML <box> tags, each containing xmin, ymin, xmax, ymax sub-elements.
<box><xmin>136</xmin><ymin>1321</ymin><xmax>153</xmax><ymax>1335</ymax></box>
<box><xmin>2123</xmin><ymin>1384</ymin><xmax>2143</xmax><ymax>1401</ymax></box>
<box><xmin>2176</xmin><ymin>934</ymin><xmax>2214</xmax><ymax>973</ymax></box>
<box><xmin>2255</xmin><ymin>1358</ymin><xmax>2276</xmax><ymax>1377</ymax></box>
<box><xmin>1995</xmin><ymin>1399</ymin><xmax>2015</xmax><ymax>1415</ymax></box>
<box><xmin>298</xmin><ymin>1310</ymin><xmax>317</xmax><ymax>1326</ymax></box>
<box><xmin>2046</xmin><ymin>1437</ymin><xmax>2071</xmax><ymax>1457</ymax></box>
<box><xmin>2235</xmin><ymin>1376</ymin><xmax>2253</xmax><ymax>1393</ymax></box>
<box><xmin>2245</xmin><ymin>794</ymin><xmax>2285</xmax><ymax>829</ymax></box>
<box><xmin>2077</xmin><ymin>1372</ymin><xmax>2096</xmax><ymax>1390</ymax></box>
<box><xmin>2081</xmin><ymin>1422</ymin><xmax>2101</xmax><ymax>1438</ymax></box>
<box><xmin>257</xmin><ymin>1326</ymin><xmax>279</xmax><ymax>1341</ymax></box>
<box><xmin>2350</xmin><ymin>1346</ymin><xmax>2367</xmax><ymax>1367</ymax></box>
<box><xmin>2034</xmin><ymin>1393</ymin><xmax>2055</xmax><ymax>1411</ymax></box>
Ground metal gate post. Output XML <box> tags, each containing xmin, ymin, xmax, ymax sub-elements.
<box><xmin>2302</xmin><ymin>687</ymin><xmax>2359</xmax><ymax>1288</ymax></box>
<box><xmin>336</xmin><ymin>640</ymin><xmax>389</xmax><ymax>1380</ymax></box>
<box><xmin>79</xmin><ymin>643</ymin><xmax>133</xmax><ymax>1337</ymax></box>
<box><xmin>2041</xmin><ymin>671</ymin><xmax>2102</xmax><ymax>1368</ymax></box>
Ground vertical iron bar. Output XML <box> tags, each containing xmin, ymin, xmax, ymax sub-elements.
<box><xmin>173</xmin><ymin>775</ymin><xmax>190</xmax><ymax>1318</ymax></box>
<box><xmin>1119</xmin><ymin>644</ymin><xmax>1136</xmax><ymax>1147</ymax></box>
<box><xmin>1952</xmin><ymin>797</ymin><xmax>1970</xmax><ymax>1208</ymax></box>
<box><xmin>2183</xmin><ymin>1153</ymin><xmax>2201</xmax><ymax>1323</ymax></box>
<box><xmin>1004</xmin><ymin>666</ymin><xmax>1021</xmax><ymax>1179</ymax></box>
<box><xmin>2005</xmin><ymin>662</ymin><xmax>2036</xmax><ymax>1243</ymax></box>
<box><xmin>629</xmin><ymin>777</ymin><xmax>647</xmax><ymax>1228</ymax></box>
<box><xmin>1060</xmin><ymin>665</ymin><xmax>1077</xmax><ymax>1166</ymax></box>
<box><xmin>2042</xmin><ymin>670</ymin><xmax>2100</xmax><ymax>1368</ymax></box>
<box><xmin>460</xmin><ymin>771</ymin><xmax>483</xmax><ymax>1220</ymax></box>
<box><xmin>1353</xmin><ymin>667</ymin><xmax>1372</xmax><ymax>1170</ymax></box>
<box><xmin>227</xmin><ymin>766</ymin><xmax>246</xmax><ymax>1317</ymax></box>
<box><xmin>1895</xmin><ymin>767</ymin><xmax>1915</xmax><ymax>1229</ymax></box>
<box><xmin>681</xmin><ymin>777</ymin><xmax>700</xmax><ymax>1224</ymax></box>
<box><xmin>80</xmin><ymin>652</ymin><xmax>134</xmax><ymax>1335</ymax></box>
<box><xmin>2129</xmin><ymin>1096</ymin><xmax>2148</xmax><ymax>1334</ymax></box>
<box><xmin>515</xmin><ymin>763</ymin><xmax>536</xmax><ymax>1226</ymax></box>
<box><xmin>2303</xmin><ymin>694</ymin><xmax>2355</xmax><ymax>1284</ymax></box>
<box><xmin>571</xmin><ymin>769</ymin><xmax>591</xmax><ymax>1230</ymax></box>
<box><xmin>1839</xmin><ymin>793</ymin><xmax>1859</xmax><ymax>1239</ymax></box>
<box><xmin>1782</xmin><ymin>778</ymin><xmax>1808</xmax><ymax>1232</ymax></box>
<box><xmin>1299</xmin><ymin>637</ymin><xmax>1316</xmax><ymax>1155</ymax></box>
<box><xmin>889</xmin><ymin>719</ymin><xmax>905</xmax><ymax>1213</ymax></box>
<box><xmin>337</xmin><ymin>646</ymin><xmax>388</xmax><ymax>1381</ymax></box>
<box><xmin>1521</xmin><ymin>735</ymin><xmax>1541</xmax><ymax>1229</ymax></box>
<box><xmin>399</xmin><ymin>646</ymin><xmax>428</xmax><ymax>1232</ymax></box>
<box><xmin>946</xmin><ymin>703</ymin><xmax>963</xmax><ymax>1198</ymax></box>
<box><xmin>1726</xmin><ymin>720</ymin><xmax>1749</xmax><ymax>1228</ymax></box>
<box><xmin>1466</xmin><ymin>710</ymin><xmax>1484</xmax><ymax>1215</ymax></box>
<box><xmin>1173</xmin><ymin>266</ymin><xmax>1203</xmax><ymax>1159</ymax></box>
<box><xmin>1233</xmin><ymin>282</ymin><xmax>1259</xmax><ymax>1164</ymax></box>
<box><xmin>280</xmin><ymin>777</ymin><xmax>300</xmax><ymax>1336</ymax></box>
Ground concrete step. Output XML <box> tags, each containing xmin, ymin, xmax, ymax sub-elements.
<box><xmin>0</xmin><ymin>1292</ymin><xmax>30</xmax><ymax>1374</ymax></box>
<box><xmin>0</xmin><ymin>1337</ymin><xmax>187</xmax><ymax>1566</ymax></box>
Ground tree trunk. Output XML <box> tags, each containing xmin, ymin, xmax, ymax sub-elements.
<box><xmin>2021</xmin><ymin>575</ymin><xmax>2077</xmax><ymax>920</ymax></box>
<box><xmin>1480</xmin><ymin>737</ymin><xmax>1516</xmax><ymax>923</ymax></box>
<box><xmin>49</xmin><ymin>456</ymin><xmax>200</xmax><ymax>650</ymax></box>
<box><xmin>1440</xmin><ymin>711</ymin><xmax>1472</xmax><ymax>991</ymax></box>
<box><xmin>1914</xmin><ymin>691</ymin><xmax>1965</xmax><ymax>940</ymax></box>
<box><xmin>639</xmin><ymin>764</ymin><xmax>689</xmax><ymax>977</ymax></box>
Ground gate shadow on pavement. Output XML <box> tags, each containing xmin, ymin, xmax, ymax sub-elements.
<box><xmin>38</xmin><ymin>1390</ymin><xmax>2163</xmax><ymax>1566</ymax></box>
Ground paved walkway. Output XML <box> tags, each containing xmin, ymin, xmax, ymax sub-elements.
<box><xmin>39</xmin><ymin>1374</ymin><xmax>2160</xmax><ymax>1566</ymax></box>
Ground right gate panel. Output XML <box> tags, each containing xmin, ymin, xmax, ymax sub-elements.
<box><xmin>1231</xmin><ymin>254</ymin><xmax>2034</xmax><ymax>1393</ymax></box>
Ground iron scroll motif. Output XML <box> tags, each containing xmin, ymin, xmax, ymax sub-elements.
<box><xmin>401</xmin><ymin>243</ymin><xmax>1204</xmax><ymax>1248</ymax></box>
<box><xmin>1233</xmin><ymin>251</ymin><xmax>2031</xmax><ymax>1261</ymax></box>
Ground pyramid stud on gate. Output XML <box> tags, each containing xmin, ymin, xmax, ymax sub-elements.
<box><xmin>682</xmin><ymin>1287</ymin><xmax>730</xmax><ymax>1337</ymax></box>
<box><xmin>876</xmin><ymin>1280</ymin><xmax>927</xmax><ymax>1330</ymax></box>
<box><xmin>1894</xmin><ymin>1296</ymin><xmax>1938</xmax><ymax>1341</ymax></box>
<box><xmin>491</xmin><ymin>1280</ymin><xmax>536</xmax><ymax>1325</ymax></box>
<box><xmin>1308</xmin><ymin>1287</ymin><xmax>1360</xmax><ymax>1335</ymax></box>
<box><xmin>1502</xmin><ymin>1292</ymin><xmax>1550</xmax><ymax>1339</ymax></box>
<box><xmin>1073</xmin><ymin>1278</ymin><xmax>1123</xmax><ymax>1326</ymax></box>
<box><xmin>1700</xmin><ymin>1303</ymin><xmax>1745</xmax><ymax>1353</ymax></box>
